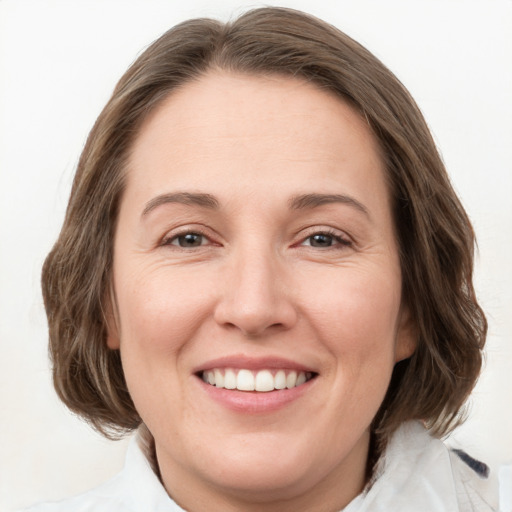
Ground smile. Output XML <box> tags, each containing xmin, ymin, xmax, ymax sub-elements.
<box><xmin>201</xmin><ymin>368</ymin><xmax>315</xmax><ymax>392</ymax></box>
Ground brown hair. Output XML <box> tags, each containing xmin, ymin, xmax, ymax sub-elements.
<box><xmin>42</xmin><ymin>7</ymin><xmax>486</xmax><ymax>442</ymax></box>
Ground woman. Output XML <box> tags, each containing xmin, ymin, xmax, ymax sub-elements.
<box><xmin>27</xmin><ymin>7</ymin><xmax>492</xmax><ymax>511</ymax></box>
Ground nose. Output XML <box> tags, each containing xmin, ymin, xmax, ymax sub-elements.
<box><xmin>213</xmin><ymin>248</ymin><xmax>298</xmax><ymax>337</ymax></box>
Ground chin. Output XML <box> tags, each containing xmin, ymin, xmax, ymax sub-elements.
<box><xmin>202</xmin><ymin>456</ymin><xmax>320</xmax><ymax>503</ymax></box>
<box><xmin>187</xmin><ymin>432</ymin><xmax>333</xmax><ymax>500</ymax></box>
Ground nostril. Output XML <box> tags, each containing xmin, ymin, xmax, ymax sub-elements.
<box><xmin>213</xmin><ymin>277</ymin><xmax>298</xmax><ymax>336</ymax></box>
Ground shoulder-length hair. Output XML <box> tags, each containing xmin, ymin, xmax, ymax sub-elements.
<box><xmin>42</xmin><ymin>7</ymin><xmax>486</xmax><ymax>440</ymax></box>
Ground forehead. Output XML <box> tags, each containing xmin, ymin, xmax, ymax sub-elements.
<box><xmin>125</xmin><ymin>71</ymin><xmax>388</xmax><ymax>214</ymax></box>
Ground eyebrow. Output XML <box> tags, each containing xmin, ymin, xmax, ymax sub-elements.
<box><xmin>289</xmin><ymin>193</ymin><xmax>370</xmax><ymax>217</ymax></box>
<box><xmin>142</xmin><ymin>192</ymin><xmax>220</xmax><ymax>217</ymax></box>
<box><xmin>141</xmin><ymin>191</ymin><xmax>369</xmax><ymax>219</ymax></box>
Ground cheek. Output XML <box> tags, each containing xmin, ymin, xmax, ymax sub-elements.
<box><xmin>303</xmin><ymin>265</ymin><xmax>401</xmax><ymax>404</ymax></box>
<box><xmin>113</xmin><ymin>267</ymin><xmax>211</xmax><ymax>427</ymax></box>
<box><xmin>307</xmin><ymin>268</ymin><xmax>401</xmax><ymax>350</ymax></box>
<box><xmin>114</xmin><ymin>264</ymin><xmax>212</xmax><ymax>355</ymax></box>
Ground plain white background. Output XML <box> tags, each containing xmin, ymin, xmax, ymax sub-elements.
<box><xmin>1</xmin><ymin>0</ymin><xmax>510</xmax><ymax>510</ymax></box>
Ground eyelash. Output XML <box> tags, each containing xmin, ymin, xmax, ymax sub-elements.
<box><xmin>161</xmin><ymin>228</ymin><xmax>213</xmax><ymax>249</ymax></box>
<box><xmin>160</xmin><ymin>228</ymin><xmax>352</xmax><ymax>250</ymax></box>
<box><xmin>299</xmin><ymin>229</ymin><xmax>352</xmax><ymax>249</ymax></box>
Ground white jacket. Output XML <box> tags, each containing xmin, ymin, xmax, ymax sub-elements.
<box><xmin>22</xmin><ymin>422</ymin><xmax>495</xmax><ymax>511</ymax></box>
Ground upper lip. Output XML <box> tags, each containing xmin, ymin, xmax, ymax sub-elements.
<box><xmin>193</xmin><ymin>354</ymin><xmax>317</xmax><ymax>374</ymax></box>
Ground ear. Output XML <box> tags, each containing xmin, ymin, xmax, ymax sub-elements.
<box><xmin>104</xmin><ymin>286</ymin><xmax>121</xmax><ymax>350</ymax></box>
<box><xmin>394</xmin><ymin>305</ymin><xmax>417</xmax><ymax>363</ymax></box>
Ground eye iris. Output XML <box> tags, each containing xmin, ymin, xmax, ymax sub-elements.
<box><xmin>310</xmin><ymin>234</ymin><xmax>333</xmax><ymax>247</ymax></box>
<box><xmin>178</xmin><ymin>233</ymin><xmax>203</xmax><ymax>247</ymax></box>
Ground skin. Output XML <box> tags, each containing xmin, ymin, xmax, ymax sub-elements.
<box><xmin>107</xmin><ymin>72</ymin><xmax>416</xmax><ymax>512</ymax></box>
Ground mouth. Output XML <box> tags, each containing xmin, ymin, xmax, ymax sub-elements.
<box><xmin>193</xmin><ymin>356</ymin><xmax>319</xmax><ymax>412</ymax></box>
<box><xmin>198</xmin><ymin>368</ymin><xmax>317</xmax><ymax>392</ymax></box>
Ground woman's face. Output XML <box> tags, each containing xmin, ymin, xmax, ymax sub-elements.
<box><xmin>109</xmin><ymin>72</ymin><xmax>415</xmax><ymax>509</ymax></box>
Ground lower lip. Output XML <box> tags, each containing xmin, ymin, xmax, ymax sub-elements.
<box><xmin>197</xmin><ymin>377</ymin><xmax>316</xmax><ymax>414</ymax></box>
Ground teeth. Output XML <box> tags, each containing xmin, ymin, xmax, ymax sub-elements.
<box><xmin>296</xmin><ymin>372</ymin><xmax>307</xmax><ymax>386</ymax></box>
<box><xmin>255</xmin><ymin>370</ymin><xmax>274</xmax><ymax>392</ymax></box>
<box><xmin>202</xmin><ymin>368</ymin><xmax>312</xmax><ymax>392</ymax></box>
<box><xmin>224</xmin><ymin>369</ymin><xmax>236</xmax><ymax>389</ymax></box>
<box><xmin>286</xmin><ymin>371</ymin><xmax>297</xmax><ymax>389</ymax></box>
<box><xmin>214</xmin><ymin>369</ymin><xmax>224</xmax><ymax>388</ymax></box>
<box><xmin>237</xmin><ymin>369</ymin><xmax>254</xmax><ymax>391</ymax></box>
<box><xmin>274</xmin><ymin>370</ymin><xmax>286</xmax><ymax>389</ymax></box>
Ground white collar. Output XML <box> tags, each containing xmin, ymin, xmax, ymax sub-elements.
<box><xmin>120</xmin><ymin>435</ymin><xmax>184</xmax><ymax>511</ymax></box>
<box><xmin>344</xmin><ymin>421</ymin><xmax>460</xmax><ymax>511</ymax></box>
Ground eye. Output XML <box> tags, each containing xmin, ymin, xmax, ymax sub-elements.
<box><xmin>165</xmin><ymin>232</ymin><xmax>208</xmax><ymax>248</ymax></box>
<box><xmin>301</xmin><ymin>231</ymin><xmax>351</xmax><ymax>249</ymax></box>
